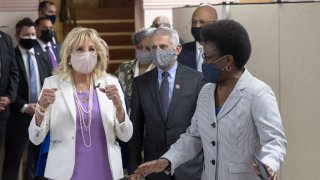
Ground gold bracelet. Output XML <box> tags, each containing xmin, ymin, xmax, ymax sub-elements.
<box><xmin>36</xmin><ymin>102</ymin><xmax>48</xmax><ymax>112</ymax></box>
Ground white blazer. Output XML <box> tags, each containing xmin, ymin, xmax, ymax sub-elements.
<box><xmin>29</xmin><ymin>74</ymin><xmax>133</xmax><ymax>180</ymax></box>
<box><xmin>163</xmin><ymin>69</ymin><xmax>287</xmax><ymax>180</ymax></box>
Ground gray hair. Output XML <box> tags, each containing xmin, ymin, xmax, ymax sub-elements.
<box><xmin>151</xmin><ymin>27</ymin><xmax>180</xmax><ymax>47</ymax></box>
<box><xmin>131</xmin><ymin>27</ymin><xmax>156</xmax><ymax>46</ymax></box>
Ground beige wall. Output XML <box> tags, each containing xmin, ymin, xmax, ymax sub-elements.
<box><xmin>141</xmin><ymin>0</ymin><xmax>225</xmax><ymax>28</ymax></box>
<box><xmin>173</xmin><ymin>2</ymin><xmax>320</xmax><ymax>179</ymax></box>
<box><xmin>0</xmin><ymin>0</ymin><xmax>38</xmax><ymax>45</ymax></box>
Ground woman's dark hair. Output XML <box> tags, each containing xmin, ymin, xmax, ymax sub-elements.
<box><xmin>201</xmin><ymin>19</ymin><xmax>251</xmax><ymax>69</ymax></box>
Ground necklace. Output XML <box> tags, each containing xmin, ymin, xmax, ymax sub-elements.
<box><xmin>78</xmin><ymin>91</ymin><xmax>89</xmax><ymax>103</ymax></box>
<box><xmin>73</xmin><ymin>77</ymin><xmax>94</xmax><ymax>148</ymax></box>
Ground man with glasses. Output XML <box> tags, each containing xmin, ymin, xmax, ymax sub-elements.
<box><xmin>177</xmin><ymin>4</ymin><xmax>218</xmax><ymax>72</ymax></box>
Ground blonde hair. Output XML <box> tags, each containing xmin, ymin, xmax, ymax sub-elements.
<box><xmin>54</xmin><ymin>27</ymin><xmax>109</xmax><ymax>78</ymax></box>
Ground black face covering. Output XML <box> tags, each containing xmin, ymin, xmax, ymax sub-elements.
<box><xmin>19</xmin><ymin>38</ymin><xmax>36</xmax><ymax>50</ymax></box>
<box><xmin>40</xmin><ymin>29</ymin><xmax>54</xmax><ymax>43</ymax></box>
<box><xmin>191</xmin><ymin>27</ymin><xmax>202</xmax><ymax>42</ymax></box>
<box><xmin>45</xmin><ymin>14</ymin><xmax>56</xmax><ymax>24</ymax></box>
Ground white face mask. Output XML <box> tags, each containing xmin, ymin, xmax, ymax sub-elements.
<box><xmin>70</xmin><ymin>52</ymin><xmax>97</xmax><ymax>74</ymax></box>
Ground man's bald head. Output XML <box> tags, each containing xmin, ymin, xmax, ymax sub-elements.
<box><xmin>192</xmin><ymin>5</ymin><xmax>218</xmax><ymax>28</ymax></box>
<box><xmin>151</xmin><ymin>16</ymin><xmax>171</xmax><ymax>28</ymax></box>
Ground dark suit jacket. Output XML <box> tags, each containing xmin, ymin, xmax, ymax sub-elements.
<box><xmin>177</xmin><ymin>41</ymin><xmax>197</xmax><ymax>70</ymax></box>
<box><xmin>0</xmin><ymin>31</ymin><xmax>19</xmax><ymax>119</ymax></box>
<box><xmin>34</xmin><ymin>40</ymin><xmax>61</xmax><ymax>70</ymax></box>
<box><xmin>128</xmin><ymin>63</ymin><xmax>206</xmax><ymax>180</ymax></box>
<box><xmin>11</xmin><ymin>46</ymin><xmax>52</xmax><ymax>116</ymax></box>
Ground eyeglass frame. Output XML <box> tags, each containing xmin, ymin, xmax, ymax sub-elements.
<box><xmin>202</xmin><ymin>54</ymin><xmax>228</xmax><ymax>64</ymax></box>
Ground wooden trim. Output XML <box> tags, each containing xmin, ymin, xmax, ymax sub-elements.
<box><xmin>135</xmin><ymin>0</ymin><xmax>144</xmax><ymax>30</ymax></box>
<box><xmin>77</xmin><ymin>19</ymin><xmax>135</xmax><ymax>24</ymax></box>
<box><xmin>109</xmin><ymin>46</ymin><xmax>135</xmax><ymax>50</ymax></box>
<box><xmin>99</xmin><ymin>32</ymin><xmax>133</xmax><ymax>36</ymax></box>
<box><xmin>108</xmin><ymin>60</ymin><xmax>130</xmax><ymax>64</ymax></box>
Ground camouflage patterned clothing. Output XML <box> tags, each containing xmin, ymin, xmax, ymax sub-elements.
<box><xmin>115</xmin><ymin>59</ymin><xmax>154</xmax><ymax>105</ymax></box>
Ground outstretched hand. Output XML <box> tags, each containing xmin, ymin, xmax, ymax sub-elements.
<box><xmin>134</xmin><ymin>158</ymin><xmax>170</xmax><ymax>178</ymax></box>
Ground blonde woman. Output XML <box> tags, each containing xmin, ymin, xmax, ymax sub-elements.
<box><xmin>28</xmin><ymin>27</ymin><xmax>133</xmax><ymax>180</ymax></box>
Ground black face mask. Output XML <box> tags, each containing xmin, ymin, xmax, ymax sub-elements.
<box><xmin>45</xmin><ymin>14</ymin><xmax>56</xmax><ymax>24</ymax></box>
<box><xmin>19</xmin><ymin>38</ymin><xmax>36</xmax><ymax>50</ymax></box>
<box><xmin>40</xmin><ymin>29</ymin><xmax>54</xmax><ymax>43</ymax></box>
<box><xmin>191</xmin><ymin>27</ymin><xmax>202</xmax><ymax>42</ymax></box>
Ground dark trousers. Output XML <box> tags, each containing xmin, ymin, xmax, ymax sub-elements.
<box><xmin>27</xmin><ymin>143</ymin><xmax>41</xmax><ymax>180</ymax></box>
<box><xmin>0</xmin><ymin>119</ymin><xmax>7</xmax><ymax>149</ymax></box>
<box><xmin>2</xmin><ymin>114</ymin><xmax>31</xmax><ymax>180</ymax></box>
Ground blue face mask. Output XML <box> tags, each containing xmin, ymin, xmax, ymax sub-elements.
<box><xmin>46</xmin><ymin>14</ymin><xmax>56</xmax><ymax>24</ymax></box>
<box><xmin>202</xmin><ymin>63</ymin><xmax>223</xmax><ymax>83</ymax></box>
<box><xmin>201</xmin><ymin>55</ymin><xmax>228</xmax><ymax>83</ymax></box>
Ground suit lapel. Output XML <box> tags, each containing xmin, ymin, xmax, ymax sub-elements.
<box><xmin>95</xmin><ymin>77</ymin><xmax>114</xmax><ymax>127</ymax></box>
<box><xmin>59</xmin><ymin>77</ymin><xmax>77</xmax><ymax>122</ymax></box>
<box><xmin>0</xmin><ymin>39</ymin><xmax>3</xmax><ymax>78</ymax></box>
<box><xmin>191</xmin><ymin>41</ymin><xmax>197</xmax><ymax>69</ymax></box>
<box><xmin>52</xmin><ymin>44</ymin><xmax>60</xmax><ymax>63</ymax></box>
<box><xmin>167</xmin><ymin>64</ymin><xmax>184</xmax><ymax>121</ymax></box>
<box><xmin>15</xmin><ymin>47</ymin><xmax>28</xmax><ymax>83</ymax></box>
<box><xmin>217</xmin><ymin>70</ymin><xmax>249</xmax><ymax>120</ymax></box>
<box><xmin>34</xmin><ymin>48</ymin><xmax>46</xmax><ymax>85</ymax></box>
<box><xmin>148</xmin><ymin>69</ymin><xmax>164</xmax><ymax>122</ymax></box>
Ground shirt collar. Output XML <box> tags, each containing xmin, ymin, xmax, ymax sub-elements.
<box><xmin>157</xmin><ymin>61</ymin><xmax>178</xmax><ymax>79</ymax></box>
<box><xmin>196</xmin><ymin>41</ymin><xmax>203</xmax><ymax>50</ymax></box>
<box><xmin>18</xmin><ymin>45</ymin><xmax>35</xmax><ymax>55</ymax></box>
<box><xmin>37</xmin><ymin>39</ymin><xmax>51</xmax><ymax>49</ymax></box>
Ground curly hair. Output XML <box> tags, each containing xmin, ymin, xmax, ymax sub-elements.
<box><xmin>201</xmin><ymin>19</ymin><xmax>251</xmax><ymax>69</ymax></box>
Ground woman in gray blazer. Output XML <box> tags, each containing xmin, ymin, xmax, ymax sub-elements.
<box><xmin>133</xmin><ymin>19</ymin><xmax>287</xmax><ymax>180</ymax></box>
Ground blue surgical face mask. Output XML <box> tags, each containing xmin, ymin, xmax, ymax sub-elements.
<box><xmin>201</xmin><ymin>55</ymin><xmax>227</xmax><ymax>83</ymax></box>
<box><xmin>151</xmin><ymin>48</ymin><xmax>176</xmax><ymax>69</ymax></box>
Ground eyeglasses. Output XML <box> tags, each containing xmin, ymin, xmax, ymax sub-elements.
<box><xmin>202</xmin><ymin>54</ymin><xmax>227</xmax><ymax>64</ymax></box>
<box><xmin>191</xmin><ymin>20</ymin><xmax>216</xmax><ymax>27</ymax></box>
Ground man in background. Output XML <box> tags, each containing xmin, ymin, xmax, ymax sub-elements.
<box><xmin>2</xmin><ymin>17</ymin><xmax>52</xmax><ymax>180</ymax></box>
<box><xmin>0</xmin><ymin>31</ymin><xmax>19</xmax><ymax>151</ymax></box>
<box><xmin>151</xmin><ymin>16</ymin><xmax>171</xmax><ymax>28</ymax></box>
<box><xmin>38</xmin><ymin>0</ymin><xmax>58</xmax><ymax>44</ymax></box>
<box><xmin>35</xmin><ymin>17</ymin><xmax>61</xmax><ymax>70</ymax></box>
<box><xmin>177</xmin><ymin>4</ymin><xmax>217</xmax><ymax>71</ymax></box>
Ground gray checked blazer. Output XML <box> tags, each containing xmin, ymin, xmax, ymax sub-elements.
<box><xmin>162</xmin><ymin>69</ymin><xmax>287</xmax><ymax>180</ymax></box>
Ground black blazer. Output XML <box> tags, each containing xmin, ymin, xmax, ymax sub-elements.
<box><xmin>128</xmin><ymin>63</ymin><xmax>206</xmax><ymax>180</ymax></box>
<box><xmin>177</xmin><ymin>41</ymin><xmax>197</xmax><ymax>70</ymax></box>
<box><xmin>0</xmin><ymin>31</ymin><xmax>19</xmax><ymax>119</ymax></box>
<box><xmin>11</xmin><ymin>46</ymin><xmax>52</xmax><ymax>115</ymax></box>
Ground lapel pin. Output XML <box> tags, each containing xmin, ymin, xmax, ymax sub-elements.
<box><xmin>175</xmin><ymin>84</ymin><xmax>180</xmax><ymax>90</ymax></box>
